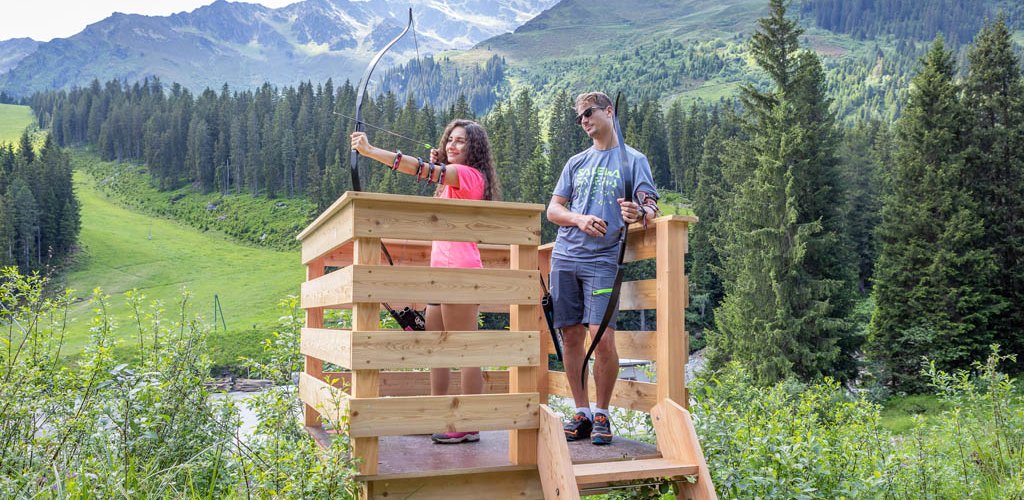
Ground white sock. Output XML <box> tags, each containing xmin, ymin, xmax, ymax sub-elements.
<box><xmin>595</xmin><ymin>408</ymin><xmax>609</xmax><ymax>418</ymax></box>
<box><xmin>575</xmin><ymin>407</ymin><xmax>593</xmax><ymax>420</ymax></box>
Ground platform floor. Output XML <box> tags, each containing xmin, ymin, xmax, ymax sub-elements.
<box><xmin>335</xmin><ymin>431</ymin><xmax>660</xmax><ymax>480</ymax></box>
<box><xmin>311</xmin><ymin>427</ymin><xmax>661</xmax><ymax>479</ymax></box>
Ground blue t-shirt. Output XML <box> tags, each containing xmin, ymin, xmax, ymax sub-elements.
<box><xmin>552</xmin><ymin>144</ymin><xmax>658</xmax><ymax>264</ymax></box>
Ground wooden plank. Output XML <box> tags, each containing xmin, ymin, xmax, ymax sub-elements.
<box><xmin>547</xmin><ymin>372</ymin><xmax>657</xmax><ymax>412</ymax></box>
<box><xmin>652</xmin><ymin>399</ymin><xmax>717</xmax><ymax>500</ymax></box>
<box><xmin>351</xmin><ymin>198</ymin><xmax>541</xmax><ymax>246</ymax></box>
<box><xmin>351</xmin><ymin>237</ymin><xmax>381</xmax><ymax>475</ymax></box>
<box><xmin>618</xmin><ymin>279</ymin><xmax>657</xmax><ymax>311</ymax></box>
<box><xmin>347</xmin><ymin>393</ymin><xmax>540</xmax><ymax>438</ymax></box>
<box><xmin>348</xmin><ymin>330</ymin><xmax>539</xmax><ymax>369</ymax></box>
<box><xmin>573</xmin><ymin>458</ymin><xmax>698</xmax><ymax>485</ymax></box>
<box><xmin>623</xmin><ymin>223</ymin><xmax>658</xmax><ymax>263</ymax></box>
<box><xmin>544</xmin><ymin>330</ymin><xmax>656</xmax><ymax>361</ymax></box>
<box><xmin>298</xmin><ymin>191</ymin><xmax>544</xmax><ymax>241</ymax></box>
<box><xmin>656</xmin><ymin>219</ymin><xmax>688</xmax><ymax>404</ymax></box>
<box><xmin>304</xmin><ymin>261</ymin><xmax>326</xmax><ymax>427</ymax></box>
<box><xmin>538</xmin><ymin>405</ymin><xmax>581</xmax><ymax>500</ymax></box>
<box><xmin>300</xmin><ymin>266</ymin><xmax>353</xmax><ymax>310</ymax></box>
<box><xmin>323</xmin><ymin>239</ymin><xmax>512</xmax><ymax>269</ymax></box>
<box><xmin>298</xmin><ymin>372</ymin><xmax>349</xmax><ymax>423</ymax></box>
<box><xmin>538</xmin><ymin>215</ymin><xmax>696</xmax><ymax>265</ymax></box>
<box><xmin>300</xmin><ymin>203</ymin><xmax>354</xmax><ymax>264</ymax></box>
<box><xmin>301</xmin><ymin>266</ymin><xmax>540</xmax><ymax>308</ymax></box>
<box><xmin>363</xmin><ymin>468</ymin><xmax>543</xmax><ymax>500</ymax></box>
<box><xmin>351</xmin><ymin>265</ymin><xmax>539</xmax><ymax>305</ymax></box>
<box><xmin>300</xmin><ymin>328</ymin><xmax>352</xmax><ymax>369</ymax></box>
<box><xmin>509</xmin><ymin>243</ymin><xmax>541</xmax><ymax>466</ymax></box>
<box><xmin>324</xmin><ymin>370</ymin><xmax>511</xmax><ymax>396</ymax></box>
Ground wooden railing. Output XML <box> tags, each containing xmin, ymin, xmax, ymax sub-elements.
<box><xmin>295</xmin><ymin>192</ymin><xmax>545</xmax><ymax>475</ymax></box>
<box><xmin>539</xmin><ymin>215</ymin><xmax>695</xmax><ymax>411</ymax></box>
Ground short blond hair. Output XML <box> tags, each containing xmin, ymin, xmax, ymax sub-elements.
<box><xmin>574</xmin><ymin>91</ymin><xmax>613</xmax><ymax>110</ymax></box>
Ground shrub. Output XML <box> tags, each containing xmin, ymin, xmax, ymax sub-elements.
<box><xmin>690</xmin><ymin>365</ymin><xmax>890</xmax><ymax>498</ymax></box>
<box><xmin>0</xmin><ymin>267</ymin><xmax>357</xmax><ymax>498</ymax></box>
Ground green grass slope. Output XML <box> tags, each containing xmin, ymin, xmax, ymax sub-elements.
<box><xmin>0</xmin><ymin>103</ymin><xmax>34</xmax><ymax>143</ymax></box>
<box><xmin>62</xmin><ymin>162</ymin><xmax>305</xmax><ymax>368</ymax></box>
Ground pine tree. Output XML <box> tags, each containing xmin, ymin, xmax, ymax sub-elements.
<box><xmin>962</xmin><ymin>16</ymin><xmax>1024</xmax><ymax>370</ymax></box>
<box><xmin>8</xmin><ymin>177</ymin><xmax>39</xmax><ymax>271</ymax></box>
<box><xmin>869</xmin><ymin>38</ymin><xmax>1001</xmax><ymax>391</ymax></box>
<box><xmin>710</xmin><ymin>0</ymin><xmax>857</xmax><ymax>383</ymax></box>
<box><xmin>837</xmin><ymin>121</ymin><xmax>885</xmax><ymax>294</ymax></box>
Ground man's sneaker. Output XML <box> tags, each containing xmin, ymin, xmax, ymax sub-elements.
<box><xmin>591</xmin><ymin>413</ymin><xmax>613</xmax><ymax>445</ymax></box>
<box><xmin>431</xmin><ymin>431</ymin><xmax>480</xmax><ymax>444</ymax></box>
<box><xmin>564</xmin><ymin>412</ymin><xmax>592</xmax><ymax>441</ymax></box>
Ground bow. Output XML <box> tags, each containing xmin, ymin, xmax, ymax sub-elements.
<box><xmin>580</xmin><ymin>92</ymin><xmax>634</xmax><ymax>389</ymax></box>
<box><xmin>349</xmin><ymin>8</ymin><xmax>415</xmax><ymax>192</ymax></box>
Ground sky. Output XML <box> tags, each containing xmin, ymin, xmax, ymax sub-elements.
<box><xmin>1</xmin><ymin>0</ymin><xmax>298</xmax><ymax>42</ymax></box>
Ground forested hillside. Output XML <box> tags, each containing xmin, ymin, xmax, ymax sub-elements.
<box><xmin>800</xmin><ymin>0</ymin><xmax>1024</xmax><ymax>43</ymax></box>
<box><xmin>0</xmin><ymin>131</ymin><xmax>80</xmax><ymax>274</ymax></box>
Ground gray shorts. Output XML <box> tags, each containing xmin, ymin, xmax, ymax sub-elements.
<box><xmin>550</xmin><ymin>257</ymin><xmax>618</xmax><ymax>329</ymax></box>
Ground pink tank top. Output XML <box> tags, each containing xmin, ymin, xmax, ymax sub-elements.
<box><xmin>431</xmin><ymin>165</ymin><xmax>485</xmax><ymax>269</ymax></box>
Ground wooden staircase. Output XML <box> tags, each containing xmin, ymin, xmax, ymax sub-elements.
<box><xmin>538</xmin><ymin>401</ymin><xmax>715</xmax><ymax>499</ymax></box>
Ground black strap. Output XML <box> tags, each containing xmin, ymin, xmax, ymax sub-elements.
<box><xmin>580</xmin><ymin>93</ymin><xmax>633</xmax><ymax>390</ymax></box>
<box><xmin>539</xmin><ymin>274</ymin><xmax>564</xmax><ymax>362</ymax></box>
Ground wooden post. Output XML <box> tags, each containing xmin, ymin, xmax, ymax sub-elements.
<box><xmin>537</xmin><ymin>246</ymin><xmax>552</xmax><ymax>403</ymax></box>
<box><xmin>656</xmin><ymin>219</ymin><xmax>688</xmax><ymax>406</ymax></box>
<box><xmin>509</xmin><ymin>243</ymin><xmax>539</xmax><ymax>465</ymax></box>
<box><xmin>351</xmin><ymin>237</ymin><xmax>381</xmax><ymax>475</ymax></box>
<box><xmin>304</xmin><ymin>259</ymin><xmax>325</xmax><ymax>427</ymax></box>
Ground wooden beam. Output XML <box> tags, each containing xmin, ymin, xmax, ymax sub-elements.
<box><xmin>544</xmin><ymin>330</ymin><xmax>656</xmax><ymax>361</ymax></box>
<box><xmin>300</xmin><ymin>328</ymin><xmax>352</xmax><ymax>369</ymax></box>
<box><xmin>324</xmin><ymin>370</ymin><xmax>510</xmax><ymax>396</ymax></box>
<box><xmin>347</xmin><ymin>330</ymin><xmax>539</xmax><ymax>369</ymax></box>
<box><xmin>536</xmin><ymin>215</ymin><xmax>694</xmax><ymax>267</ymax></box>
<box><xmin>298</xmin><ymin>372</ymin><xmax>349</xmax><ymax>423</ymax></box>
<box><xmin>652</xmin><ymin>399</ymin><xmax>717</xmax><ymax>500</ymax></box>
<box><xmin>547</xmin><ymin>372</ymin><xmax>657</xmax><ymax>412</ymax></box>
<box><xmin>300</xmin><ymin>203</ymin><xmax>354</xmax><ymax>265</ymax></box>
<box><xmin>304</xmin><ymin>260</ymin><xmax>326</xmax><ymax>427</ymax></box>
<box><xmin>347</xmin><ymin>393</ymin><xmax>540</xmax><ymax>438</ymax></box>
<box><xmin>351</xmin><ymin>237</ymin><xmax>381</xmax><ymax>475</ymax></box>
<box><xmin>509</xmin><ymin>243</ymin><xmax>541</xmax><ymax>466</ymax></box>
<box><xmin>573</xmin><ymin>458</ymin><xmax>698</xmax><ymax>485</ymax></box>
<box><xmin>301</xmin><ymin>265</ymin><xmax>540</xmax><ymax>308</ymax></box>
<box><xmin>618</xmin><ymin>279</ymin><xmax>657</xmax><ymax>311</ymax></box>
<box><xmin>350</xmin><ymin>196</ymin><xmax>541</xmax><ymax>246</ymax></box>
<box><xmin>323</xmin><ymin>239</ymin><xmax>512</xmax><ymax>269</ymax></box>
<box><xmin>362</xmin><ymin>467</ymin><xmax>543</xmax><ymax>499</ymax></box>
<box><xmin>538</xmin><ymin>405</ymin><xmax>581</xmax><ymax>500</ymax></box>
<box><xmin>656</xmin><ymin>219</ymin><xmax>688</xmax><ymax>405</ymax></box>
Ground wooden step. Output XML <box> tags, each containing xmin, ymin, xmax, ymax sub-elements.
<box><xmin>573</xmin><ymin>458</ymin><xmax>698</xmax><ymax>485</ymax></box>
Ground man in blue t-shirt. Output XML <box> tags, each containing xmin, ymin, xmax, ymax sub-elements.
<box><xmin>546</xmin><ymin>91</ymin><xmax>660</xmax><ymax>445</ymax></box>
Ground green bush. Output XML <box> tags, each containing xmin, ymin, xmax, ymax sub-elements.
<box><xmin>0</xmin><ymin>267</ymin><xmax>357</xmax><ymax>498</ymax></box>
<box><xmin>691</xmin><ymin>349</ymin><xmax>1024</xmax><ymax>499</ymax></box>
<box><xmin>691</xmin><ymin>366</ymin><xmax>889</xmax><ymax>498</ymax></box>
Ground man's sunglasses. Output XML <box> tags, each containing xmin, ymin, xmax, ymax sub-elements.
<box><xmin>575</xmin><ymin>106</ymin><xmax>608</xmax><ymax>125</ymax></box>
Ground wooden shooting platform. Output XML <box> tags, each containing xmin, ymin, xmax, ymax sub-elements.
<box><xmin>296</xmin><ymin>192</ymin><xmax>716</xmax><ymax>499</ymax></box>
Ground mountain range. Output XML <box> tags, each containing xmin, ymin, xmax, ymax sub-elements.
<box><xmin>0</xmin><ymin>0</ymin><xmax>557</xmax><ymax>97</ymax></box>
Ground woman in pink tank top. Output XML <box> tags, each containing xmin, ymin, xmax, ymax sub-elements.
<box><xmin>351</xmin><ymin>119</ymin><xmax>500</xmax><ymax>444</ymax></box>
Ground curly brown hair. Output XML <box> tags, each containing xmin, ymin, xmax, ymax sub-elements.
<box><xmin>434</xmin><ymin>119</ymin><xmax>501</xmax><ymax>201</ymax></box>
